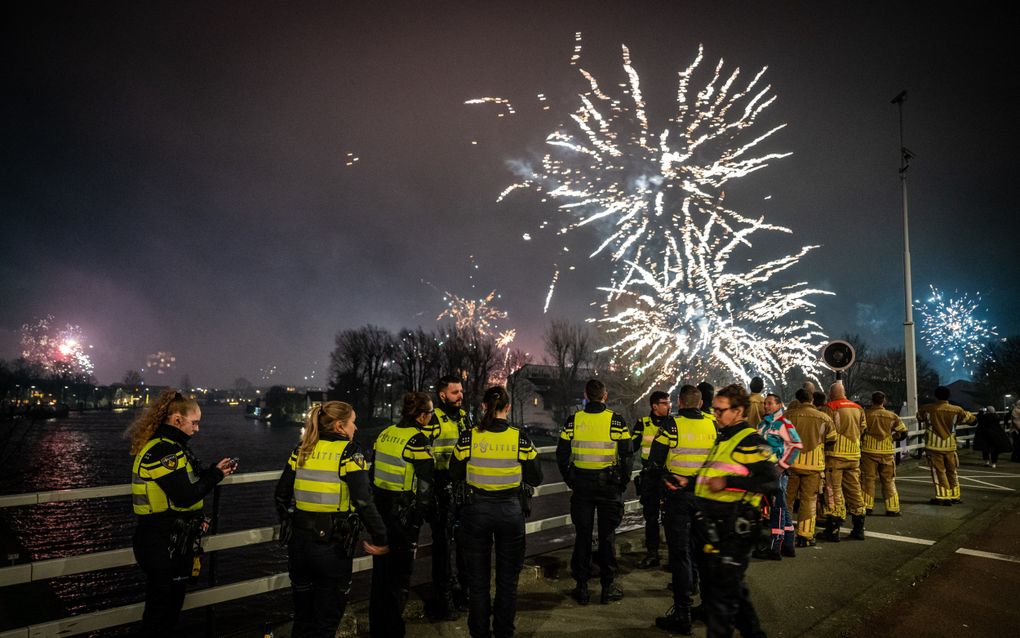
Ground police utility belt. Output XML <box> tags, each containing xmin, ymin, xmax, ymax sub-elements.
<box><xmin>454</xmin><ymin>483</ymin><xmax>535</xmax><ymax>518</ymax></box>
<box><xmin>694</xmin><ymin>502</ymin><xmax>762</xmax><ymax>552</ymax></box>
<box><xmin>573</xmin><ymin>466</ymin><xmax>623</xmax><ymax>486</ymax></box>
<box><xmin>290</xmin><ymin>509</ymin><xmax>364</xmax><ymax>558</ymax></box>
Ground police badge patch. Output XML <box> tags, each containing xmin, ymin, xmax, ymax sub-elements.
<box><xmin>351</xmin><ymin>452</ymin><xmax>367</xmax><ymax>469</ymax></box>
<box><xmin>160</xmin><ymin>454</ymin><xmax>179</xmax><ymax>470</ymax></box>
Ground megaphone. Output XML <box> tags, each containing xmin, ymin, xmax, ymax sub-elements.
<box><xmin>820</xmin><ymin>340</ymin><xmax>856</xmax><ymax>373</ymax></box>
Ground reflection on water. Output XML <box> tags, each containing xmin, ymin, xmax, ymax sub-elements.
<box><xmin>0</xmin><ymin>406</ymin><xmax>305</xmax><ymax>634</ymax></box>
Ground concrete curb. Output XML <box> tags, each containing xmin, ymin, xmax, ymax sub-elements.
<box><xmin>802</xmin><ymin>492</ymin><xmax>1020</xmax><ymax>638</ymax></box>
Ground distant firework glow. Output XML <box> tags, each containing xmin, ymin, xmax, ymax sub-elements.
<box><xmin>918</xmin><ymin>286</ymin><xmax>997</xmax><ymax>375</ymax></box>
<box><xmin>20</xmin><ymin>315</ymin><xmax>95</xmax><ymax>378</ymax></box>
<box><xmin>471</xmin><ymin>38</ymin><xmax>832</xmax><ymax>394</ymax></box>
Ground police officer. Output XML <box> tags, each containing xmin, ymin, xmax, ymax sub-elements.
<box><xmin>918</xmin><ymin>386</ymin><xmax>976</xmax><ymax>505</ymax></box>
<box><xmin>450</xmin><ymin>385</ymin><xmax>543</xmax><ymax>638</ymax></box>
<box><xmin>861</xmin><ymin>391</ymin><xmax>908</xmax><ymax>516</ymax></box>
<box><xmin>647</xmin><ymin>384</ymin><xmax>716</xmax><ymax>635</ymax></box>
<box><xmin>819</xmin><ymin>381</ymin><xmax>868</xmax><ymax>541</ymax></box>
<box><xmin>634</xmin><ymin>390</ymin><xmax>673</xmax><ymax>568</ymax></box>
<box><xmin>784</xmin><ymin>389</ymin><xmax>836</xmax><ymax>546</ymax></box>
<box><xmin>423</xmin><ymin>374</ymin><xmax>470</xmax><ymax>619</ymax></box>
<box><xmin>557</xmin><ymin>379</ymin><xmax>633</xmax><ymax>605</ymax></box>
<box><xmin>275</xmin><ymin>401</ymin><xmax>390</xmax><ymax>637</ymax></box>
<box><xmin>127</xmin><ymin>389</ymin><xmax>236</xmax><ymax>637</ymax></box>
<box><xmin>369</xmin><ymin>392</ymin><xmax>435</xmax><ymax>638</ymax></box>
<box><xmin>694</xmin><ymin>384</ymin><xmax>778</xmax><ymax>638</ymax></box>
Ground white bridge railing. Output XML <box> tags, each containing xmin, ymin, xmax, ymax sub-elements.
<box><xmin>0</xmin><ymin>445</ymin><xmax>644</xmax><ymax>638</ymax></box>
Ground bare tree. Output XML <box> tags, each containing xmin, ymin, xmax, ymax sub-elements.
<box><xmin>504</xmin><ymin>349</ymin><xmax>533</xmax><ymax>427</ymax></box>
<box><xmin>395</xmin><ymin>327</ymin><xmax>439</xmax><ymax>393</ymax></box>
<box><xmin>329</xmin><ymin>325</ymin><xmax>395</xmax><ymax>420</ymax></box>
<box><xmin>123</xmin><ymin>370</ymin><xmax>144</xmax><ymax>386</ymax></box>
<box><xmin>543</xmin><ymin>320</ymin><xmax>594</xmax><ymax>423</ymax></box>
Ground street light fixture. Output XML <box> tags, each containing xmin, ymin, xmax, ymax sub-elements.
<box><xmin>892</xmin><ymin>90</ymin><xmax>919</xmax><ymax>416</ymax></box>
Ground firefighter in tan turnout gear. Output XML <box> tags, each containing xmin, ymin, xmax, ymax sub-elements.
<box><xmin>819</xmin><ymin>382</ymin><xmax>868</xmax><ymax>541</ymax></box>
<box><xmin>918</xmin><ymin>385</ymin><xmax>976</xmax><ymax>505</ymax></box>
<box><xmin>784</xmin><ymin>388</ymin><xmax>836</xmax><ymax>546</ymax></box>
<box><xmin>861</xmin><ymin>391</ymin><xmax>908</xmax><ymax>516</ymax></box>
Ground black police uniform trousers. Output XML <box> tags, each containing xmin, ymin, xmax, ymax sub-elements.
<box><xmin>457</xmin><ymin>495</ymin><xmax>526</xmax><ymax>638</ymax></box>
<box><xmin>695</xmin><ymin>505</ymin><xmax>766</xmax><ymax>638</ymax></box>
<box><xmin>288</xmin><ymin>527</ymin><xmax>354</xmax><ymax>638</ymax></box>
<box><xmin>133</xmin><ymin>518</ymin><xmax>194</xmax><ymax>637</ymax></box>
<box><xmin>369</xmin><ymin>492</ymin><xmax>419</xmax><ymax>638</ymax></box>
<box><xmin>430</xmin><ymin>470</ymin><xmax>465</xmax><ymax>598</ymax></box>
<box><xmin>640</xmin><ymin>476</ymin><xmax>663</xmax><ymax>555</ymax></box>
<box><xmin>663</xmin><ymin>490</ymin><xmax>698</xmax><ymax>613</ymax></box>
<box><xmin>569</xmin><ymin>471</ymin><xmax>624</xmax><ymax>586</ymax></box>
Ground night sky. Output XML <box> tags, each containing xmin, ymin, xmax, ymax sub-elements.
<box><xmin>3</xmin><ymin>2</ymin><xmax>1017</xmax><ymax>387</ymax></box>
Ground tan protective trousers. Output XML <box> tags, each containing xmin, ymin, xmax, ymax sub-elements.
<box><xmin>860</xmin><ymin>452</ymin><xmax>900</xmax><ymax>513</ymax></box>
<box><xmin>823</xmin><ymin>457</ymin><xmax>865</xmax><ymax>519</ymax></box>
<box><xmin>786</xmin><ymin>468</ymin><xmax>822</xmax><ymax>539</ymax></box>
<box><xmin>926</xmin><ymin>449</ymin><xmax>961</xmax><ymax>501</ymax></box>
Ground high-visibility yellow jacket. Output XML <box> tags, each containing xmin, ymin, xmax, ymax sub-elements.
<box><xmin>290</xmin><ymin>438</ymin><xmax>369</xmax><ymax>512</ymax></box>
<box><xmin>694</xmin><ymin>425</ymin><xmax>775</xmax><ymax>507</ymax></box>
<box><xmin>453</xmin><ymin>426</ymin><xmax>538</xmax><ymax>491</ymax></box>
<box><xmin>132</xmin><ymin>436</ymin><xmax>203</xmax><ymax>515</ymax></box>
<box><xmin>562</xmin><ymin>409</ymin><xmax>627</xmax><ymax>470</ymax></box>
<box><xmin>373</xmin><ymin>424</ymin><xmax>432</xmax><ymax>492</ymax></box>
<box><xmin>425</xmin><ymin>406</ymin><xmax>467</xmax><ymax>471</ymax></box>
<box><xmin>653</xmin><ymin>412</ymin><xmax>716</xmax><ymax>477</ymax></box>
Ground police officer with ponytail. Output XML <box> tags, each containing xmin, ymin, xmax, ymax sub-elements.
<box><xmin>126</xmin><ymin>389</ymin><xmax>237</xmax><ymax>637</ymax></box>
<box><xmin>450</xmin><ymin>386</ymin><xmax>542</xmax><ymax>638</ymax></box>
<box><xmin>274</xmin><ymin>401</ymin><xmax>389</xmax><ymax>637</ymax></box>
<box><xmin>369</xmin><ymin>392</ymin><xmax>435</xmax><ymax>638</ymax></box>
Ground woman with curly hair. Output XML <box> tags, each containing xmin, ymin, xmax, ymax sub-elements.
<box><xmin>126</xmin><ymin>389</ymin><xmax>237</xmax><ymax>636</ymax></box>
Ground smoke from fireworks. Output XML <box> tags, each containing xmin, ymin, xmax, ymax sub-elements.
<box><xmin>471</xmin><ymin>38</ymin><xmax>832</xmax><ymax>394</ymax></box>
<box><xmin>146</xmin><ymin>351</ymin><xmax>177</xmax><ymax>376</ymax></box>
<box><xmin>20</xmin><ymin>315</ymin><xmax>95</xmax><ymax>378</ymax></box>
<box><xmin>918</xmin><ymin>285</ymin><xmax>997</xmax><ymax>375</ymax></box>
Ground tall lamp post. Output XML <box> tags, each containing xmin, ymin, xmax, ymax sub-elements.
<box><xmin>892</xmin><ymin>90</ymin><xmax>919</xmax><ymax>416</ymax></box>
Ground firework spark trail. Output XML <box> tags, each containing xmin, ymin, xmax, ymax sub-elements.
<box><xmin>918</xmin><ymin>285</ymin><xmax>997</xmax><ymax>375</ymax></box>
<box><xmin>472</xmin><ymin>38</ymin><xmax>832</xmax><ymax>395</ymax></box>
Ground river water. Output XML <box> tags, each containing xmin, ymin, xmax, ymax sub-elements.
<box><xmin>0</xmin><ymin>406</ymin><xmax>583</xmax><ymax>637</ymax></box>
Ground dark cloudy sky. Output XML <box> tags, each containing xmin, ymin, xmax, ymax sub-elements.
<box><xmin>2</xmin><ymin>1</ymin><xmax>1017</xmax><ymax>387</ymax></box>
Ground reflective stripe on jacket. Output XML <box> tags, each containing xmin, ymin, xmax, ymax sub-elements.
<box><xmin>694</xmin><ymin>427</ymin><xmax>763</xmax><ymax>507</ymax></box>
<box><xmin>132</xmin><ymin>437</ymin><xmax>202</xmax><ymax>515</ymax></box>
<box><xmin>373</xmin><ymin>425</ymin><xmax>417</xmax><ymax>492</ymax></box>
<box><xmin>570</xmin><ymin>410</ymin><xmax>617</xmax><ymax>470</ymax></box>
<box><xmin>431</xmin><ymin>407</ymin><xmax>466</xmax><ymax>471</ymax></box>
<box><xmin>466</xmin><ymin>427</ymin><xmax>522</xmax><ymax>490</ymax></box>
<box><xmin>667</xmin><ymin>415</ymin><xmax>716</xmax><ymax>477</ymax></box>
<box><xmin>292</xmin><ymin>438</ymin><xmax>352</xmax><ymax>512</ymax></box>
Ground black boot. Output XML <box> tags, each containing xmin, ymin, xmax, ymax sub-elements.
<box><xmin>849</xmin><ymin>514</ymin><xmax>866</xmax><ymax>540</ymax></box>
<box><xmin>819</xmin><ymin>517</ymin><xmax>841</xmax><ymax>542</ymax></box>
<box><xmin>571</xmin><ymin>581</ymin><xmax>590</xmax><ymax>605</ymax></box>
<box><xmin>600</xmin><ymin>581</ymin><xmax>624</xmax><ymax>604</ymax></box>
<box><xmin>655</xmin><ymin>606</ymin><xmax>692</xmax><ymax>635</ymax></box>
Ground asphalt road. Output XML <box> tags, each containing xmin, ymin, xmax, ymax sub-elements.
<box><xmin>290</xmin><ymin>447</ymin><xmax>1020</xmax><ymax>638</ymax></box>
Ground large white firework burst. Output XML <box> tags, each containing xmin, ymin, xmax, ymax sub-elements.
<box><xmin>918</xmin><ymin>285</ymin><xmax>997</xmax><ymax>375</ymax></box>
<box><xmin>472</xmin><ymin>39</ymin><xmax>832</xmax><ymax>394</ymax></box>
